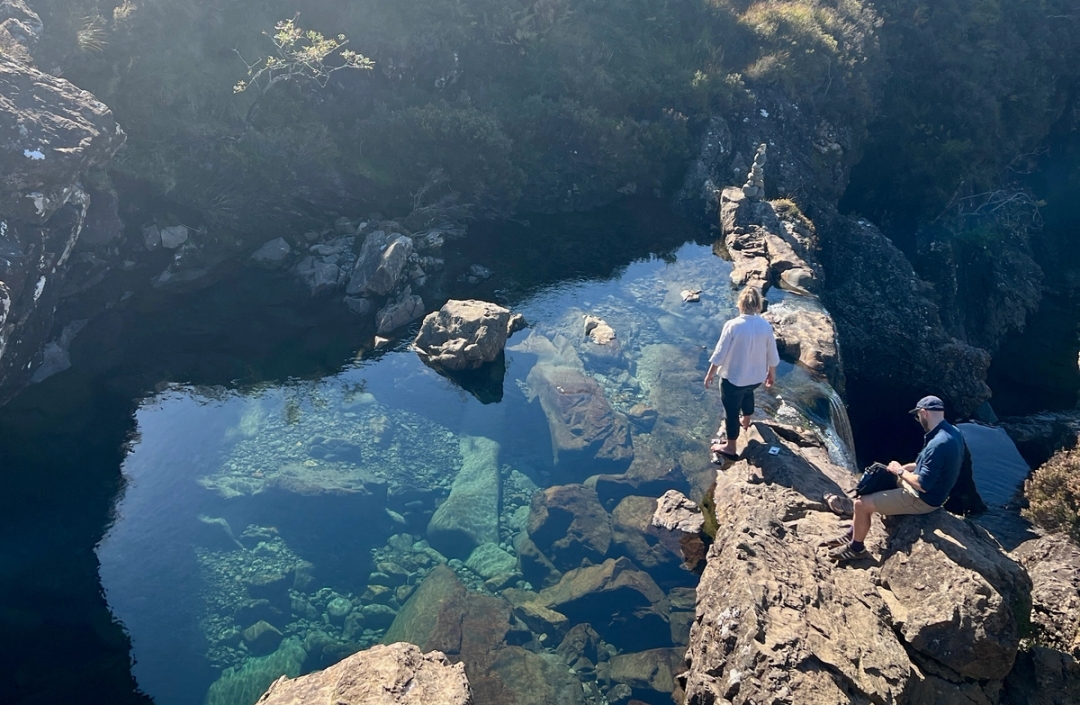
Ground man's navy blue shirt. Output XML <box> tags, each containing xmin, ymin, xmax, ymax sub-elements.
<box><xmin>913</xmin><ymin>420</ymin><xmax>964</xmax><ymax>507</ymax></box>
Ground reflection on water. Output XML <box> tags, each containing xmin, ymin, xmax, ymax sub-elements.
<box><xmin>97</xmin><ymin>242</ymin><xmax>857</xmax><ymax>705</ymax></box>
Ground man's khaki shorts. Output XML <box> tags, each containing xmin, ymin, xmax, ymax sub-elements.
<box><xmin>869</xmin><ymin>485</ymin><xmax>938</xmax><ymax>516</ymax></box>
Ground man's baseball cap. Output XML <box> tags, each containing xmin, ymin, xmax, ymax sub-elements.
<box><xmin>909</xmin><ymin>395</ymin><xmax>945</xmax><ymax>414</ymax></box>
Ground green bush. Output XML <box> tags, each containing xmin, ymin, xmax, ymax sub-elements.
<box><xmin>1024</xmin><ymin>448</ymin><xmax>1080</xmax><ymax>544</ymax></box>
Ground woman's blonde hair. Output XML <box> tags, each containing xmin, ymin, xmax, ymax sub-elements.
<box><xmin>737</xmin><ymin>285</ymin><xmax>763</xmax><ymax>314</ymax></box>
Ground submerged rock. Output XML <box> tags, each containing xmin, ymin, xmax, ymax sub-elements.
<box><xmin>250</xmin><ymin>238</ymin><xmax>292</xmax><ymax>268</ymax></box>
<box><xmin>526</xmin><ymin>362</ymin><xmax>633</xmax><ymax>477</ymax></box>
<box><xmin>465</xmin><ymin>542</ymin><xmax>518</xmax><ymax>580</ymax></box>
<box><xmin>527</xmin><ymin>484</ymin><xmax>612</xmax><ymax>572</ymax></box>
<box><xmin>427</xmin><ymin>435</ymin><xmax>501</xmax><ymax>559</ymax></box>
<box><xmin>538</xmin><ymin>557</ymin><xmax>669</xmax><ymax>649</ymax></box>
<box><xmin>414</xmin><ymin>299</ymin><xmax>525</xmax><ymax>371</ymax></box>
<box><xmin>206</xmin><ymin>637</ymin><xmax>306</xmax><ymax>705</ymax></box>
<box><xmin>256</xmin><ymin>642</ymin><xmax>472</xmax><ymax>705</ymax></box>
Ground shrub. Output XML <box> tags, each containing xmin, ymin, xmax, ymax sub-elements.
<box><xmin>1024</xmin><ymin>448</ymin><xmax>1080</xmax><ymax>544</ymax></box>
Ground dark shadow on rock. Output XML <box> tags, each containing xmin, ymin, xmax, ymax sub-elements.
<box><xmin>972</xmin><ymin>508</ymin><xmax>1040</xmax><ymax>552</ymax></box>
<box><xmin>420</xmin><ymin>353</ymin><xmax>506</xmax><ymax>404</ymax></box>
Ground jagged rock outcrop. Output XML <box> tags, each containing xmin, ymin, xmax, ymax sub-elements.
<box><xmin>718</xmin><ymin>187</ymin><xmax>821</xmax><ymax>295</ymax></box>
<box><xmin>256</xmin><ymin>643</ymin><xmax>472</xmax><ymax>705</ymax></box>
<box><xmin>0</xmin><ymin>11</ymin><xmax>125</xmax><ymax>405</ymax></box>
<box><xmin>1000</xmin><ymin>410</ymin><xmax>1080</xmax><ymax>467</ymax></box>
<box><xmin>414</xmin><ymin>299</ymin><xmax>526</xmax><ymax>371</ymax></box>
<box><xmin>681</xmin><ymin>421</ymin><xmax>1033</xmax><ymax>704</ymax></box>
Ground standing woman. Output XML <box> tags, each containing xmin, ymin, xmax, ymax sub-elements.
<box><xmin>704</xmin><ymin>285</ymin><xmax>779</xmax><ymax>461</ymax></box>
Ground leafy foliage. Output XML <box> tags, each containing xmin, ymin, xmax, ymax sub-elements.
<box><xmin>233</xmin><ymin>16</ymin><xmax>374</xmax><ymax>96</ymax></box>
<box><xmin>1024</xmin><ymin>448</ymin><xmax>1080</xmax><ymax>545</ymax></box>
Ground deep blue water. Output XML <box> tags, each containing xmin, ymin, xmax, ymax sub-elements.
<box><xmin>0</xmin><ymin>198</ymin><xmax>1033</xmax><ymax>705</ymax></box>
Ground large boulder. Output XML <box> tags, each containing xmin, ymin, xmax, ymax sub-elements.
<box><xmin>527</xmin><ymin>484</ymin><xmax>612</xmax><ymax>572</ymax></box>
<box><xmin>879</xmin><ymin>511</ymin><xmax>1032</xmax><ymax>680</ymax></box>
<box><xmin>347</xmin><ymin>231</ymin><xmax>413</xmax><ymax>296</ymax></box>
<box><xmin>681</xmin><ymin>422</ymin><xmax>1033</xmax><ymax>704</ymax></box>
<box><xmin>526</xmin><ymin>363</ymin><xmax>633</xmax><ymax>477</ymax></box>
<box><xmin>414</xmin><ymin>299</ymin><xmax>525</xmax><ymax>371</ymax></box>
<box><xmin>427</xmin><ymin>435</ymin><xmax>500</xmax><ymax>559</ymax></box>
<box><xmin>256</xmin><ymin>642</ymin><xmax>472</xmax><ymax>705</ymax></box>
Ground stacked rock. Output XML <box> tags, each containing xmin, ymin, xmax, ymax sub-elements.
<box><xmin>741</xmin><ymin>143</ymin><xmax>767</xmax><ymax>200</ymax></box>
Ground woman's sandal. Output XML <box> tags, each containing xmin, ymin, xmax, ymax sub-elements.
<box><xmin>824</xmin><ymin>493</ymin><xmax>854</xmax><ymax>517</ymax></box>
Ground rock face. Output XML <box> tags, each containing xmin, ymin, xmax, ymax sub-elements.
<box><xmin>817</xmin><ymin>210</ymin><xmax>992</xmax><ymax>416</ymax></box>
<box><xmin>256</xmin><ymin>642</ymin><xmax>472</xmax><ymax>705</ymax></box>
<box><xmin>414</xmin><ymin>299</ymin><xmax>525</xmax><ymax>370</ymax></box>
<box><xmin>0</xmin><ymin>24</ymin><xmax>125</xmax><ymax>405</ymax></box>
<box><xmin>763</xmin><ymin>305</ymin><xmax>843</xmax><ymax>391</ymax></box>
<box><xmin>426</xmin><ymin>435</ymin><xmax>501</xmax><ymax>558</ymax></box>
<box><xmin>681</xmin><ymin>422</ymin><xmax>1034</xmax><ymax>704</ymax></box>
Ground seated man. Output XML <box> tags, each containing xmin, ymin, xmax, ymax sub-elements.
<box><xmin>827</xmin><ymin>395</ymin><xmax>964</xmax><ymax>564</ymax></box>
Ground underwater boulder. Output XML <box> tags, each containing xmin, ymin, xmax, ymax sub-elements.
<box><xmin>527</xmin><ymin>484</ymin><xmax>612</xmax><ymax>572</ymax></box>
<box><xmin>538</xmin><ymin>558</ymin><xmax>670</xmax><ymax>650</ymax></box>
<box><xmin>242</xmin><ymin>620</ymin><xmax>284</xmax><ymax>656</ymax></box>
<box><xmin>426</xmin><ymin>435</ymin><xmax>501</xmax><ymax>559</ymax></box>
<box><xmin>206</xmin><ymin>637</ymin><xmax>306</xmax><ymax>705</ymax></box>
<box><xmin>526</xmin><ymin>363</ymin><xmax>633</xmax><ymax>478</ymax></box>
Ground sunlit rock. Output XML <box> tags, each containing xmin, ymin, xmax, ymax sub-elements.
<box><xmin>256</xmin><ymin>642</ymin><xmax>472</xmax><ymax>705</ymax></box>
<box><xmin>414</xmin><ymin>299</ymin><xmax>525</xmax><ymax>371</ymax></box>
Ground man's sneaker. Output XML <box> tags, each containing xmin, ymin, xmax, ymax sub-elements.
<box><xmin>828</xmin><ymin>543</ymin><xmax>869</xmax><ymax>564</ymax></box>
<box><xmin>819</xmin><ymin>533</ymin><xmax>852</xmax><ymax>549</ymax></box>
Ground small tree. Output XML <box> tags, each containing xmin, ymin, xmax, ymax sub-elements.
<box><xmin>234</xmin><ymin>16</ymin><xmax>373</xmax><ymax>123</ymax></box>
<box><xmin>1024</xmin><ymin>448</ymin><xmax>1080</xmax><ymax>544</ymax></box>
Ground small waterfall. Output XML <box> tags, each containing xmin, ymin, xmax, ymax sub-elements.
<box><xmin>827</xmin><ymin>387</ymin><xmax>857</xmax><ymax>470</ymax></box>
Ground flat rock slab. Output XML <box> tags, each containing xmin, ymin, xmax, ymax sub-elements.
<box><xmin>256</xmin><ymin>642</ymin><xmax>472</xmax><ymax>705</ymax></box>
<box><xmin>527</xmin><ymin>484</ymin><xmax>612</xmax><ymax>572</ymax></box>
<box><xmin>526</xmin><ymin>362</ymin><xmax>633</xmax><ymax>477</ymax></box>
<box><xmin>427</xmin><ymin>435</ymin><xmax>500</xmax><ymax>559</ymax></box>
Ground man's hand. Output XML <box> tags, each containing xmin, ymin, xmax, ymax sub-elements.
<box><xmin>887</xmin><ymin>461</ymin><xmax>904</xmax><ymax>476</ymax></box>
